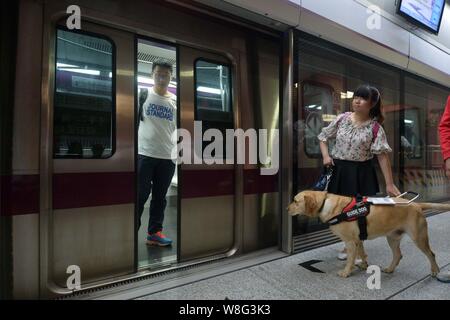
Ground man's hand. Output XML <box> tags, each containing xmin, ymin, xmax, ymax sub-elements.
<box><xmin>445</xmin><ymin>158</ymin><xmax>450</xmax><ymax>179</ymax></box>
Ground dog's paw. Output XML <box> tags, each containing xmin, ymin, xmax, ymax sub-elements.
<box><xmin>337</xmin><ymin>269</ymin><xmax>351</xmax><ymax>278</ymax></box>
<box><xmin>356</xmin><ymin>262</ymin><xmax>368</xmax><ymax>270</ymax></box>
<box><xmin>382</xmin><ymin>267</ymin><xmax>394</xmax><ymax>274</ymax></box>
<box><xmin>431</xmin><ymin>269</ymin><xmax>439</xmax><ymax>277</ymax></box>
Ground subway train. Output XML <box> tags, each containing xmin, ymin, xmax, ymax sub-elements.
<box><xmin>1</xmin><ymin>0</ymin><xmax>449</xmax><ymax>299</ymax></box>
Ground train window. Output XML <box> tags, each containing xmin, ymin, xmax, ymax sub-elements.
<box><xmin>294</xmin><ymin>35</ymin><xmax>402</xmax><ymax>237</ymax></box>
<box><xmin>195</xmin><ymin>59</ymin><xmax>232</xmax><ymax>122</ymax></box>
<box><xmin>403</xmin><ymin>76</ymin><xmax>449</xmax><ymax>202</ymax></box>
<box><xmin>302</xmin><ymin>82</ymin><xmax>335</xmax><ymax>158</ymax></box>
<box><xmin>403</xmin><ymin>109</ymin><xmax>422</xmax><ymax>159</ymax></box>
<box><xmin>194</xmin><ymin>59</ymin><xmax>233</xmax><ymax>159</ymax></box>
<box><xmin>53</xmin><ymin>28</ymin><xmax>115</xmax><ymax>158</ymax></box>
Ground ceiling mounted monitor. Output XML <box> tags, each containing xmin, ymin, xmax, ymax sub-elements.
<box><xmin>397</xmin><ymin>0</ymin><xmax>446</xmax><ymax>34</ymax></box>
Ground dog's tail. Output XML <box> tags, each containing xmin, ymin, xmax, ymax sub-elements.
<box><xmin>417</xmin><ymin>202</ymin><xmax>450</xmax><ymax>211</ymax></box>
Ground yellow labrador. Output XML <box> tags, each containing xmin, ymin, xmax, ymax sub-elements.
<box><xmin>287</xmin><ymin>190</ymin><xmax>450</xmax><ymax>278</ymax></box>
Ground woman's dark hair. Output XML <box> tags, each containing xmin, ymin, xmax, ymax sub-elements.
<box><xmin>353</xmin><ymin>84</ymin><xmax>384</xmax><ymax>124</ymax></box>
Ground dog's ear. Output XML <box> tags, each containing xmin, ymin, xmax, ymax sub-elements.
<box><xmin>304</xmin><ymin>194</ymin><xmax>317</xmax><ymax>215</ymax></box>
<box><xmin>294</xmin><ymin>192</ymin><xmax>303</xmax><ymax>202</ymax></box>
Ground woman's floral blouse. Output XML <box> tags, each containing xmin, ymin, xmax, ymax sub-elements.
<box><xmin>317</xmin><ymin>112</ymin><xmax>392</xmax><ymax>161</ymax></box>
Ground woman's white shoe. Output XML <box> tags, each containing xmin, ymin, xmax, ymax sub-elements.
<box><xmin>436</xmin><ymin>271</ymin><xmax>450</xmax><ymax>283</ymax></box>
<box><xmin>337</xmin><ymin>251</ymin><xmax>363</xmax><ymax>264</ymax></box>
<box><xmin>338</xmin><ymin>252</ymin><xmax>347</xmax><ymax>260</ymax></box>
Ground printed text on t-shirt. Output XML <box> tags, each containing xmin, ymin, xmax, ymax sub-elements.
<box><xmin>145</xmin><ymin>103</ymin><xmax>174</xmax><ymax>121</ymax></box>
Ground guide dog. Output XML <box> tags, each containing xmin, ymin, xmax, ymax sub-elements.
<box><xmin>287</xmin><ymin>190</ymin><xmax>450</xmax><ymax>278</ymax></box>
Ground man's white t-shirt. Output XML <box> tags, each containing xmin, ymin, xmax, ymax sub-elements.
<box><xmin>138</xmin><ymin>88</ymin><xmax>177</xmax><ymax>160</ymax></box>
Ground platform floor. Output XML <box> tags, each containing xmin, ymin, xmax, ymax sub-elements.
<box><xmin>137</xmin><ymin>211</ymin><xmax>450</xmax><ymax>300</ymax></box>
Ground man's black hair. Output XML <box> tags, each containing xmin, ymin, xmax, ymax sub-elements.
<box><xmin>152</xmin><ymin>60</ymin><xmax>173</xmax><ymax>73</ymax></box>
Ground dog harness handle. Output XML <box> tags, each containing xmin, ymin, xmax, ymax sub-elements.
<box><xmin>327</xmin><ymin>195</ymin><xmax>371</xmax><ymax>240</ymax></box>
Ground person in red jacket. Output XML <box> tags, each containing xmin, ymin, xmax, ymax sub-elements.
<box><xmin>437</xmin><ymin>95</ymin><xmax>450</xmax><ymax>283</ymax></box>
<box><xmin>439</xmin><ymin>95</ymin><xmax>450</xmax><ymax>179</ymax></box>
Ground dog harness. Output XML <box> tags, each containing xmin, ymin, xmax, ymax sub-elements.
<box><xmin>326</xmin><ymin>195</ymin><xmax>371</xmax><ymax>240</ymax></box>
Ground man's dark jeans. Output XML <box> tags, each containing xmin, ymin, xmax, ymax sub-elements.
<box><xmin>137</xmin><ymin>154</ymin><xmax>175</xmax><ymax>234</ymax></box>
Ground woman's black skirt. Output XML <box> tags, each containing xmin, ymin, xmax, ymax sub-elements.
<box><xmin>327</xmin><ymin>159</ymin><xmax>379</xmax><ymax>197</ymax></box>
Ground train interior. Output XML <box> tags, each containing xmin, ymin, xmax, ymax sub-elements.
<box><xmin>136</xmin><ymin>39</ymin><xmax>178</xmax><ymax>269</ymax></box>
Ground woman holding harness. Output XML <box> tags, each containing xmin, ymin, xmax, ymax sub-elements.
<box><xmin>318</xmin><ymin>84</ymin><xmax>401</xmax><ymax>260</ymax></box>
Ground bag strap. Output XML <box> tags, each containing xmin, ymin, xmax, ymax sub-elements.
<box><xmin>336</xmin><ymin>112</ymin><xmax>351</xmax><ymax>129</ymax></box>
<box><xmin>372</xmin><ymin>121</ymin><xmax>380</xmax><ymax>143</ymax></box>
<box><xmin>138</xmin><ymin>88</ymin><xmax>148</xmax><ymax>128</ymax></box>
<box><xmin>337</xmin><ymin>112</ymin><xmax>380</xmax><ymax>143</ymax></box>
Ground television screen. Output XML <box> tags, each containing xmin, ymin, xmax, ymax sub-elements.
<box><xmin>397</xmin><ymin>0</ymin><xmax>446</xmax><ymax>34</ymax></box>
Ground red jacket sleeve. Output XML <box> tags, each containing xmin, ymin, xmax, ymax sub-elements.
<box><xmin>438</xmin><ymin>95</ymin><xmax>450</xmax><ymax>161</ymax></box>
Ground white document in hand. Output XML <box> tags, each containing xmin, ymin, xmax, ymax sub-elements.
<box><xmin>367</xmin><ymin>197</ymin><xmax>396</xmax><ymax>205</ymax></box>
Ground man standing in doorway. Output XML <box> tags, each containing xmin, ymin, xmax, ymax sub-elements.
<box><xmin>138</xmin><ymin>60</ymin><xmax>176</xmax><ymax>246</ymax></box>
<box><xmin>437</xmin><ymin>95</ymin><xmax>450</xmax><ymax>282</ymax></box>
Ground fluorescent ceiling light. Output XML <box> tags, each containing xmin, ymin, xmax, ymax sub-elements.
<box><xmin>322</xmin><ymin>114</ymin><xmax>337</xmax><ymax>122</ymax></box>
<box><xmin>138</xmin><ymin>76</ymin><xmax>153</xmax><ymax>84</ymax></box>
<box><xmin>197</xmin><ymin>86</ymin><xmax>222</xmax><ymax>95</ymax></box>
<box><xmin>341</xmin><ymin>91</ymin><xmax>354</xmax><ymax>99</ymax></box>
<box><xmin>59</xmin><ymin>68</ymin><xmax>100</xmax><ymax>76</ymax></box>
<box><xmin>56</xmin><ymin>62</ymin><xmax>78</xmax><ymax>68</ymax></box>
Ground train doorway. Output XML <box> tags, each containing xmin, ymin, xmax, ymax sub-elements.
<box><xmin>135</xmin><ymin>39</ymin><xmax>237</xmax><ymax>268</ymax></box>
<box><xmin>136</xmin><ymin>38</ymin><xmax>178</xmax><ymax>269</ymax></box>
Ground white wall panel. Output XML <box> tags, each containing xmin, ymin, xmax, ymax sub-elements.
<box><xmin>298</xmin><ymin>7</ymin><xmax>409</xmax><ymax>70</ymax></box>
<box><xmin>410</xmin><ymin>33</ymin><xmax>450</xmax><ymax>75</ymax></box>
<box><xmin>409</xmin><ymin>33</ymin><xmax>450</xmax><ymax>84</ymax></box>
<box><xmin>300</xmin><ymin>0</ymin><xmax>410</xmax><ymax>56</ymax></box>
<box><xmin>218</xmin><ymin>0</ymin><xmax>450</xmax><ymax>87</ymax></box>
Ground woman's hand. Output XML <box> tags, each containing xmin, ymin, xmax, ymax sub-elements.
<box><xmin>377</xmin><ymin>153</ymin><xmax>401</xmax><ymax>197</ymax></box>
<box><xmin>323</xmin><ymin>155</ymin><xmax>335</xmax><ymax>167</ymax></box>
<box><xmin>386</xmin><ymin>183</ymin><xmax>401</xmax><ymax>197</ymax></box>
